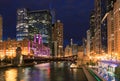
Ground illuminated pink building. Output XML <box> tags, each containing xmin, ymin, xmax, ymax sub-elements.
<box><xmin>29</xmin><ymin>34</ymin><xmax>50</xmax><ymax>56</ymax></box>
<box><xmin>0</xmin><ymin>34</ymin><xmax>50</xmax><ymax>59</ymax></box>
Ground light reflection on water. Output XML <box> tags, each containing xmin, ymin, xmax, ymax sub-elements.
<box><xmin>0</xmin><ymin>62</ymin><xmax>87</xmax><ymax>81</ymax></box>
<box><xmin>5</xmin><ymin>69</ymin><xmax>17</xmax><ymax>81</ymax></box>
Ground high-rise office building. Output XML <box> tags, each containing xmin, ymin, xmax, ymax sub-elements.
<box><xmin>16</xmin><ymin>8</ymin><xmax>52</xmax><ymax>54</ymax></box>
<box><xmin>106</xmin><ymin>0</ymin><xmax>116</xmax><ymax>12</ymax></box>
<box><xmin>52</xmin><ymin>20</ymin><xmax>63</xmax><ymax>56</ymax></box>
<box><xmin>113</xmin><ymin>0</ymin><xmax>120</xmax><ymax>58</ymax></box>
<box><xmin>94</xmin><ymin>0</ymin><xmax>108</xmax><ymax>54</ymax></box>
<box><xmin>0</xmin><ymin>15</ymin><xmax>2</xmax><ymax>41</ymax></box>
<box><xmin>28</xmin><ymin>10</ymin><xmax>52</xmax><ymax>46</ymax></box>
<box><xmin>16</xmin><ymin>8</ymin><xmax>28</xmax><ymax>41</ymax></box>
<box><xmin>82</xmin><ymin>38</ymin><xmax>87</xmax><ymax>55</ymax></box>
<box><xmin>86</xmin><ymin>30</ymin><xmax>90</xmax><ymax>56</ymax></box>
<box><xmin>107</xmin><ymin>0</ymin><xmax>116</xmax><ymax>55</ymax></box>
<box><xmin>94</xmin><ymin>0</ymin><xmax>102</xmax><ymax>54</ymax></box>
<box><xmin>90</xmin><ymin>10</ymin><xmax>95</xmax><ymax>38</ymax></box>
<box><xmin>101</xmin><ymin>0</ymin><xmax>108</xmax><ymax>53</ymax></box>
<box><xmin>107</xmin><ymin>11</ymin><xmax>114</xmax><ymax>55</ymax></box>
<box><xmin>89</xmin><ymin>10</ymin><xmax>95</xmax><ymax>55</ymax></box>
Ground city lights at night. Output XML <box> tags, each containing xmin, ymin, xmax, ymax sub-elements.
<box><xmin>0</xmin><ymin>0</ymin><xmax>120</xmax><ymax>81</ymax></box>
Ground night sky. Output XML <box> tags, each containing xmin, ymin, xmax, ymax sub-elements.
<box><xmin>0</xmin><ymin>0</ymin><xmax>94</xmax><ymax>47</ymax></box>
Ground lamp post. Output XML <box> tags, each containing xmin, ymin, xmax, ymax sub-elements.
<box><xmin>111</xmin><ymin>52</ymin><xmax>113</xmax><ymax>61</ymax></box>
<box><xmin>115</xmin><ymin>53</ymin><xmax>118</xmax><ymax>62</ymax></box>
<box><xmin>89</xmin><ymin>56</ymin><xmax>92</xmax><ymax>65</ymax></box>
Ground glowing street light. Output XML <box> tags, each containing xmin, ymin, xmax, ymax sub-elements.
<box><xmin>115</xmin><ymin>53</ymin><xmax>118</xmax><ymax>62</ymax></box>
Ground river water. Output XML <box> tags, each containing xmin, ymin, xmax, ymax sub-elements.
<box><xmin>0</xmin><ymin>62</ymin><xmax>87</xmax><ymax>81</ymax></box>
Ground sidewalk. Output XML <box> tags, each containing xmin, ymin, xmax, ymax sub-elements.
<box><xmin>0</xmin><ymin>64</ymin><xmax>13</xmax><ymax>68</ymax></box>
<box><xmin>82</xmin><ymin>66</ymin><xmax>97</xmax><ymax>81</ymax></box>
<box><xmin>0</xmin><ymin>62</ymin><xmax>35</xmax><ymax>68</ymax></box>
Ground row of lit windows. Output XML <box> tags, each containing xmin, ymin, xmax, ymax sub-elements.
<box><xmin>17</xmin><ymin>34</ymin><xmax>28</xmax><ymax>36</ymax></box>
<box><xmin>16</xmin><ymin>28</ymin><xmax>28</xmax><ymax>32</ymax></box>
<box><xmin>16</xmin><ymin>23</ymin><xmax>28</xmax><ymax>28</ymax></box>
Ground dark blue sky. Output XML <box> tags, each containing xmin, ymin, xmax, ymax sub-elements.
<box><xmin>0</xmin><ymin>0</ymin><xmax>94</xmax><ymax>46</ymax></box>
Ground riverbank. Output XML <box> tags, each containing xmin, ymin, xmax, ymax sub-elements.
<box><xmin>0</xmin><ymin>63</ymin><xmax>35</xmax><ymax>68</ymax></box>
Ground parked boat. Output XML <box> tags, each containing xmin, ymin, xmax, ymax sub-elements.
<box><xmin>70</xmin><ymin>63</ymin><xmax>78</xmax><ymax>68</ymax></box>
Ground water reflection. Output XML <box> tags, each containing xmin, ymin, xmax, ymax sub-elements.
<box><xmin>0</xmin><ymin>62</ymin><xmax>87</xmax><ymax>81</ymax></box>
<box><xmin>5</xmin><ymin>69</ymin><xmax>17</xmax><ymax>81</ymax></box>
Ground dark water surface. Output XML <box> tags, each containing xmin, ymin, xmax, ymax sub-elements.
<box><xmin>0</xmin><ymin>62</ymin><xmax>87</xmax><ymax>81</ymax></box>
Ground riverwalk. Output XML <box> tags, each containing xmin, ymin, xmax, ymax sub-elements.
<box><xmin>0</xmin><ymin>63</ymin><xmax>35</xmax><ymax>68</ymax></box>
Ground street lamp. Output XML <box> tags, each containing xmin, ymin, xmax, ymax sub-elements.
<box><xmin>89</xmin><ymin>56</ymin><xmax>92</xmax><ymax>65</ymax></box>
<box><xmin>111</xmin><ymin>52</ymin><xmax>113</xmax><ymax>61</ymax></box>
<box><xmin>115</xmin><ymin>53</ymin><xmax>118</xmax><ymax>62</ymax></box>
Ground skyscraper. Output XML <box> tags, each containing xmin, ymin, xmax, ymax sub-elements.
<box><xmin>86</xmin><ymin>30</ymin><xmax>90</xmax><ymax>56</ymax></box>
<box><xmin>107</xmin><ymin>10</ymin><xmax>114</xmax><ymax>55</ymax></box>
<box><xmin>94</xmin><ymin>0</ymin><xmax>102</xmax><ymax>54</ymax></box>
<box><xmin>16</xmin><ymin>9</ymin><xmax>52</xmax><ymax>42</ymax></box>
<box><xmin>0</xmin><ymin>15</ymin><xmax>2</xmax><ymax>41</ymax></box>
<box><xmin>52</xmin><ymin>20</ymin><xmax>63</xmax><ymax>56</ymax></box>
<box><xmin>94</xmin><ymin>0</ymin><xmax>108</xmax><ymax>54</ymax></box>
<box><xmin>113</xmin><ymin>0</ymin><xmax>120</xmax><ymax>59</ymax></box>
<box><xmin>16</xmin><ymin>8</ymin><xmax>28</xmax><ymax>41</ymax></box>
<box><xmin>106</xmin><ymin>0</ymin><xmax>116</xmax><ymax>12</ymax></box>
<box><xmin>107</xmin><ymin>0</ymin><xmax>116</xmax><ymax>56</ymax></box>
<box><xmin>16</xmin><ymin>8</ymin><xmax>52</xmax><ymax>54</ymax></box>
<box><xmin>28</xmin><ymin>10</ymin><xmax>52</xmax><ymax>46</ymax></box>
<box><xmin>89</xmin><ymin>10</ymin><xmax>95</xmax><ymax>55</ymax></box>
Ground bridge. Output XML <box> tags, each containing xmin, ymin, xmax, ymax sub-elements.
<box><xmin>23</xmin><ymin>55</ymin><xmax>78</xmax><ymax>63</ymax></box>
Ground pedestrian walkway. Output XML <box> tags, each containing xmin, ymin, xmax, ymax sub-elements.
<box><xmin>0</xmin><ymin>64</ymin><xmax>13</xmax><ymax>68</ymax></box>
<box><xmin>82</xmin><ymin>66</ymin><xmax>97</xmax><ymax>81</ymax></box>
<box><xmin>0</xmin><ymin>62</ymin><xmax>35</xmax><ymax>69</ymax></box>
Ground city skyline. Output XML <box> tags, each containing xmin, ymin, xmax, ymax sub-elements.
<box><xmin>0</xmin><ymin>1</ymin><xmax>120</xmax><ymax>81</ymax></box>
<box><xmin>0</xmin><ymin>0</ymin><xmax>94</xmax><ymax>46</ymax></box>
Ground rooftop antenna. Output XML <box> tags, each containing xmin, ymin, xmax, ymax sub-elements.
<box><xmin>49</xmin><ymin>0</ymin><xmax>56</xmax><ymax>24</ymax></box>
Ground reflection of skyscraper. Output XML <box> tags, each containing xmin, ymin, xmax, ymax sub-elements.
<box><xmin>0</xmin><ymin>15</ymin><xmax>2</xmax><ymax>41</ymax></box>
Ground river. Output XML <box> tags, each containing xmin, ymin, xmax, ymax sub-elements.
<box><xmin>0</xmin><ymin>62</ymin><xmax>88</xmax><ymax>81</ymax></box>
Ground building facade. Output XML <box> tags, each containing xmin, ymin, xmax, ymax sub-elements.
<box><xmin>94</xmin><ymin>0</ymin><xmax>108</xmax><ymax>55</ymax></box>
<box><xmin>86</xmin><ymin>30</ymin><xmax>90</xmax><ymax>56</ymax></box>
<box><xmin>52</xmin><ymin>20</ymin><xmax>63</xmax><ymax>56</ymax></box>
<box><xmin>0</xmin><ymin>35</ymin><xmax>51</xmax><ymax>60</ymax></box>
<box><xmin>64</xmin><ymin>45</ymin><xmax>72</xmax><ymax>57</ymax></box>
<box><xmin>0</xmin><ymin>15</ymin><xmax>2</xmax><ymax>41</ymax></box>
<box><xmin>0</xmin><ymin>39</ymin><xmax>29</xmax><ymax>59</ymax></box>
<box><xmin>89</xmin><ymin>10</ymin><xmax>95</xmax><ymax>56</ymax></box>
<box><xmin>107</xmin><ymin>0</ymin><xmax>116</xmax><ymax>57</ymax></box>
<box><xmin>16</xmin><ymin>8</ymin><xmax>28</xmax><ymax>41</ymax></box>
<box><xmin>107</xmin><ymin>10</ymin><xmax>114</xmax><ymax>56</ymax></box>
<box><xmin>94</xmin><ymin>0</ymin><xmax>102</xmax><ymax>54</ymax></box>
<box><xmin>16</xmin><ymin>8</ymin><xmax>52</xmax><ymax>54</ymax></box>
<box><xmin>113</xmin><ymin>0</ymin><xmax>120</xmax><ymax>59</ymax></box>
<box><xmin>28</xmin><ymin>10</ymin><xmax>52</xmax><ymax>45</ymax></box>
